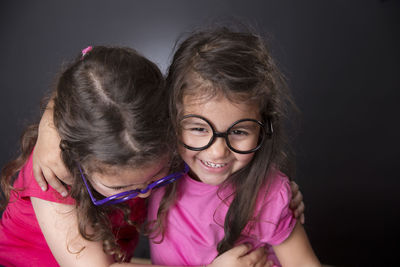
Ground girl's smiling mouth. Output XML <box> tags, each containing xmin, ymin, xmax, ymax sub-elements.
<box><xmin>200</xmin><ymin>160</ymin><xmax>227</xmax><ymax>168</ymax></box>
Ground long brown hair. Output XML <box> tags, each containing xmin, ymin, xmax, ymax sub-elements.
<box><xmin>152</xmin><ymin>27</ymin><xmax>298</xmax><ymax>254</ymax></box>
<box><xmin>1</xmin><ymin>46</ymin><xmax>171</xmax><ymax>261</ymax></box>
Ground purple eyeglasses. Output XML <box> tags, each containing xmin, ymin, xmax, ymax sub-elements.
<box><xmin>78</xmin><ymin>163</ymin><xmax>189</xmax><ymax>206</ymax></box>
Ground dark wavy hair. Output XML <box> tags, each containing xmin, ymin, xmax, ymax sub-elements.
<box><xmin>150</xmin><ymin>27</ymin><xmax>298</xmax><ymax>254</ymax></box>
<box><xmin>0</xmin><ymin>46</ymin><xmax>171</xmax><ymax>261</ymax></box>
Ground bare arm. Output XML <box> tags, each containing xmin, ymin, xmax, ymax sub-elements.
<box><xmin>273</xmin><ymin>222</ymin><xmax>321</xmax><ymax>267</ymax></box>
<box><xmin>31</xmin><ymin>197</ymin><xmax>114</xmax><ymax>266</ymax></box>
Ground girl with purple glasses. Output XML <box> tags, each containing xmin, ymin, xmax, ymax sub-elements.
<box><xmin>0</xmin><ymin>46</ymin><xmax>280</xmax><ymax>267</ymax></box>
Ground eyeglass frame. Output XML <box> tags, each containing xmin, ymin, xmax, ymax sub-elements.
<box><xmin>78</xmin><ymin>162</ymin><xmax>189</xmax><ymax>206</ymax></box>
<box><xmin>179</xmin><ymin>114</ymin><xmax>273</xmax><ymax>154</ymax></box>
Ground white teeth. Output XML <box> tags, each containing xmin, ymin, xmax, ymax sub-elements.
<box><xmin>201</xmin><ymin>160</ymin><xmax>226</xmax><ymax>168</ymax></box>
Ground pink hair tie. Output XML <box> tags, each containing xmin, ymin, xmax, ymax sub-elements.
<box><xmin>81</xmin><ymin>46</ymin><xmax>93</xmax><ymax>59</ymax></box>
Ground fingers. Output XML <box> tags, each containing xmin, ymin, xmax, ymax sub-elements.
<box><xmin>241</xmin><ymin>246</ymin><xmax>266</xmax><ymax>266</ymax></box>
<box><xmin>264</xmin><ymin>260</ymin><xmax>274</xmax><ymax>267</ymax></box>
<box><xmin>290</xmin><ymin>188</ymin><xmax>303</xmax><ymax>208</ymax></box>
<box><xmin>289</xmin><ymin>181</ymin><xmax>306</xmax><ymax>223</ymax></box>
<box><xmin>289</xmin><ymin>181</ymin><xmax>301</xmax><ymax>205</ymax></box>
<box><xmin>290</xmin><ymin>180</ymin><xmax>299</xmax><ymax>195</ymax></box>
<box><xmin>294</xmin><ymin>200</ymin><xmax>305</xmax><ymax>216</ymax></box>
<box><xmin>33</xmin><ymin>163</ymin><xmax>69</xmax><ymax>197</ymax></box>
<box><xmin>300</xmin><ymin>213</ymin><xmax>305</xmax><ymax>224</ymax></box>
<box><xmin>42</xmin><ymin>168</ymin><xmax>69</xmax><ymax>197</ymax></box>
<box><xmin>254</xmin><ymin>255</ymin><xmax>267</xmax><ymax>267</ymax></box>
<box><xmin>208</xmin><ymin>244</ymin><xmax>253</xmax><ymax>267</ymax></box>
<box><xmin>212</xmin><ymin>244</ymin><xmax>271</xmax><ymax>267</ymax></box>
<box><xmin>228</xmin><ymin>243</ymin><xmax>253</xmax><ymax>257</ymax></box>
<box><xmin>252</xmin><ymin>249</ymin><xmax>267</xmax><ymax>267</ymax></box>
<box><xmin>289</xmin><ymin>181</ymin><xmax>301</xmax><ymax>209</ymax></box>
<box><xmin>33</xmin><ymin>164</ymin><xmax>48</xmax><ymax>191</ymax></box>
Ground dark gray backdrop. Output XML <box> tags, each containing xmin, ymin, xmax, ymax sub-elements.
<box><xmin>1</xmin><ymin>1</ymin><xmax>399</xmax><ymax>266</ymax></box>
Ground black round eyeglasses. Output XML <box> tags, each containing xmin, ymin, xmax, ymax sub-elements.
<box><xmin>178</xmin><ymin>114</ymin><xmax>273</xmax><ymax>154</ymax></box>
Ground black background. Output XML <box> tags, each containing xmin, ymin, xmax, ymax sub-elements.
<box><xmin>1</xmin><ymin>1</ymin><xmax>399</xmax><ymax>266</ymax></box>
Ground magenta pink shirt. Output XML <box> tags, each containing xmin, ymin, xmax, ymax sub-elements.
<box><xmin>148</xmin><ymin>171</ymin><xmax>296</xmax><ymax>266</ymax></box>
<box><xmin>0</xmin><ymin>154</ymin><xmax>146</xmax><ymax>267</ymax></box>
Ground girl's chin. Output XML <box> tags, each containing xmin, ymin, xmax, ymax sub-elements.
<box><xmin>196</xmin><ymin>171</ymin><xmax>230</xmax><ymax>186</ymax></box>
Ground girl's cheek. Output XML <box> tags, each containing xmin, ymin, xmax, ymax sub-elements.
<box><xmin>236</xmin><ymin>153</ymin><xmax>255</xmax><ymax>163</ymax></box>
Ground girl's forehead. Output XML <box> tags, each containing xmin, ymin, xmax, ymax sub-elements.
<box><xmin>182</xmin><ymin>93</ymin><xmax>261</xmax><ymax>131</ymax></box>
<box><xmin>182</xmin><ymin>94</ymin><xmax>261</xmax><ymax>126</ymax></box>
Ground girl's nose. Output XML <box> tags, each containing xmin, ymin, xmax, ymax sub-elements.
<box><xmin>206</xmin><ymin>137</ymin><xmax>230</xmax><ymax>159</ymax></box>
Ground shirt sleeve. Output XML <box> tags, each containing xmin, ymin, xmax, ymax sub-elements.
<box><xmin>243</xmin><ymin>172</ymin><xmax>297</xmax><ymax>246</ymax></box>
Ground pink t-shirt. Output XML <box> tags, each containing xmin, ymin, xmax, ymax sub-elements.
<box><xmin>0</xmin><ymin>154</ymin><xmax>146</xmax><ymax>267</ymax></box>
<box><xmin>148</xmin><ymin>171</ymin><xmax>296</xmax><ymax>266</ymax></box>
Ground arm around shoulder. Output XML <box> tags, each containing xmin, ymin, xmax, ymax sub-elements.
<box><xmin>33</xmin><ymin>99</ymin><xmax>72</xmax><ymax>196</ymax></box>
<box><xmin>273</xmin><ymin>222</ymin><xmax>321</xmax><ymax>267</ymax></box>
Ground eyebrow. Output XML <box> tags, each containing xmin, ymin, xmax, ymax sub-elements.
<box><xmin>99</xmin><ymin>165</ymin><xmax>167</xmax><ymax>189</ymax></box>
<box><xmin>182</xmin><ymin>121</ymin><xmax>208</xmax><ymax>127</ymax></box>
<box><xmin>231</xmin><ymin>124</ymin><xmax>258</xmax><ymax>130</ymax></box>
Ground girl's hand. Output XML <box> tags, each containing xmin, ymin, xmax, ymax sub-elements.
<box><xmin>289</xmin><ymin>181</ymin><xmax>305</xmax><ymax>224</ymax></box>
<box><xmin>32</xmin><ymin>104</ymin><xmax>72</xmax><ymax>197</ymax></box>
<box><xmin>208</xmin><ymin>244</ymin><xmax>273</xmax><ymax>267</ymax></box>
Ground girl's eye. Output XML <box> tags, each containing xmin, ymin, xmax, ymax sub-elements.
<box><xmin>185</xmin><ymin>127</ymin><xmax>209</xmax><ymax>136</ymax></box>
<box><xmin>111</xmin><ymin>186</ymin><xmax>126</xmax><ymax>191</ymax></box>
<box><xmin>190</xmin><ymin>127</ymin><xmax>207</xmax><ymax>132</ymax></box>
<box><xmin>230</xmin><ymin>129</ymin><xmax>249</xmax><ymax>136</ymax></box>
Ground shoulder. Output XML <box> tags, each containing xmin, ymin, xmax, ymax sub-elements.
<box><xmin>244</xmin><ymin>170</ymin><xmax>296</xmax><ymax>245</ymax></box>
<box><xmin>13</xmin><ymin>153</ymin><xmax>75</xmax><ymax>205</ymax></box>
<box><xmin>258</xmin><ymin>170</ymin><xmax>292</xmax><ymax>209</ymax></box>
